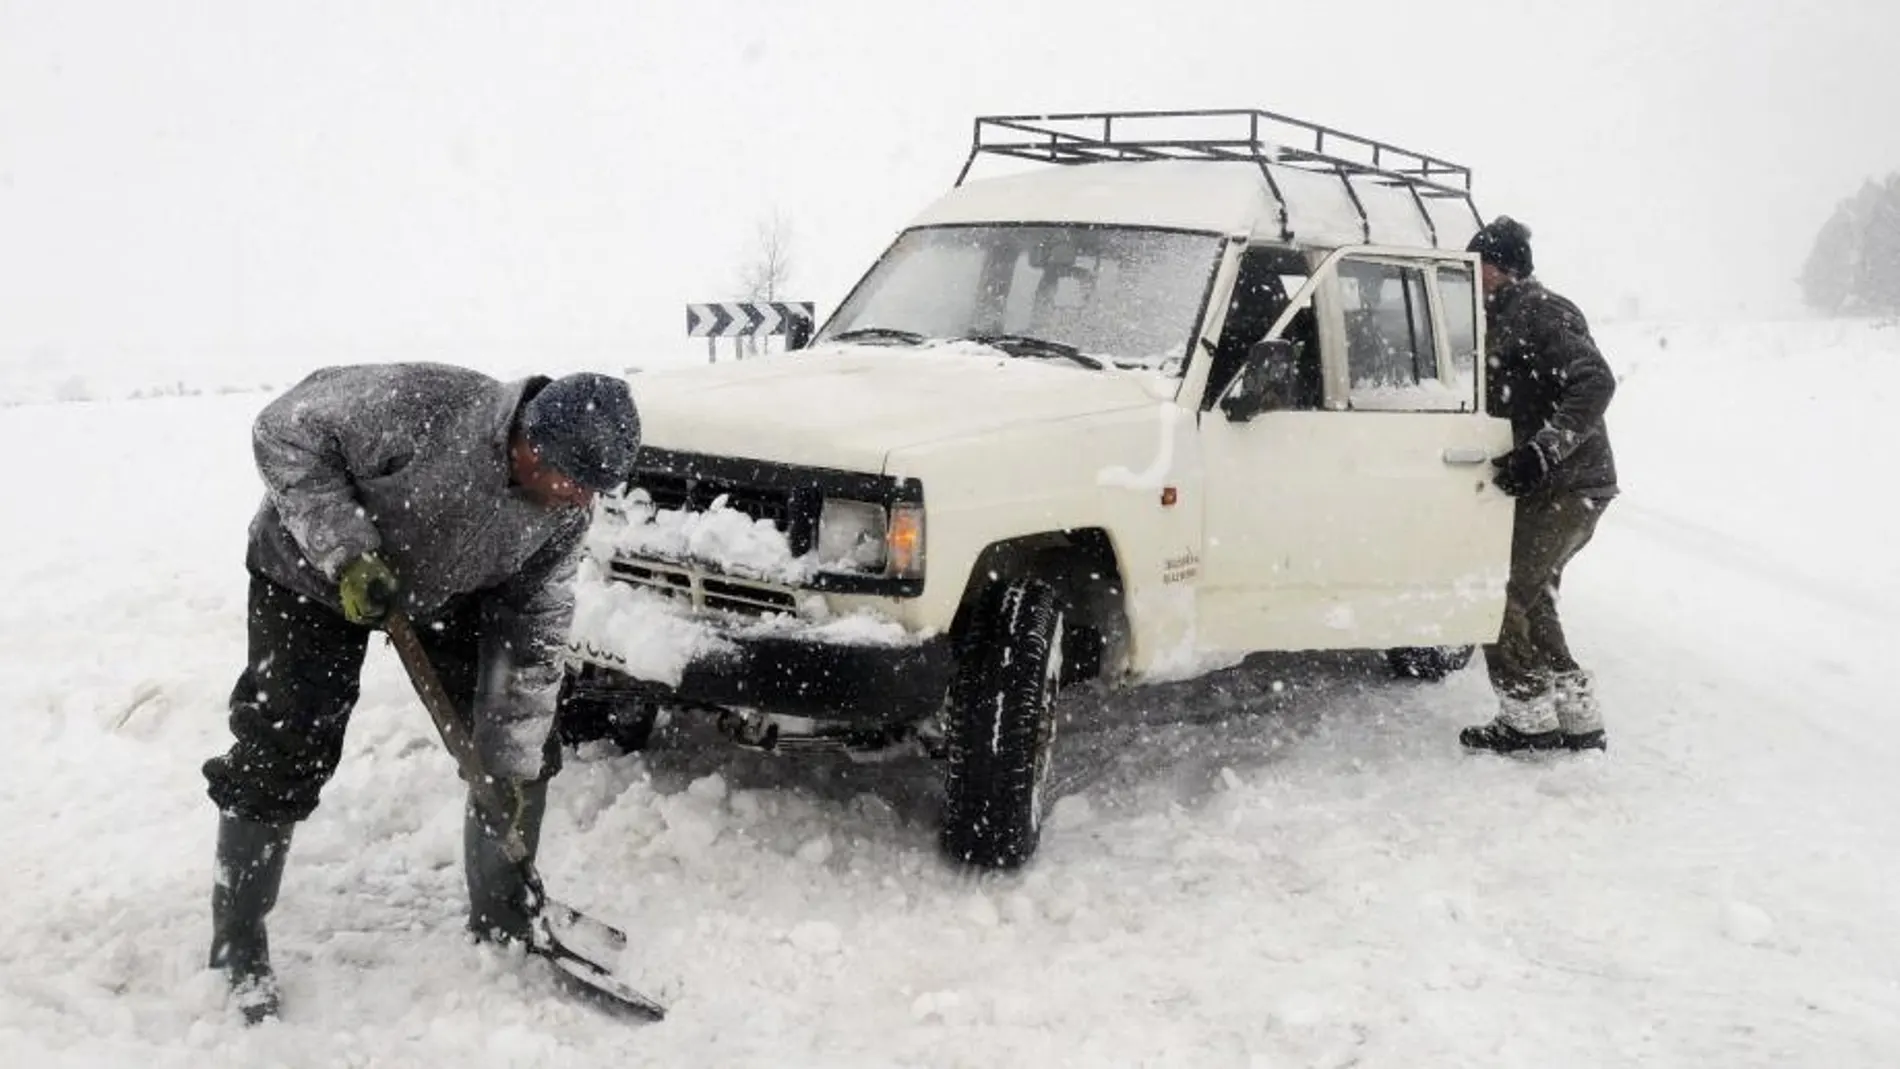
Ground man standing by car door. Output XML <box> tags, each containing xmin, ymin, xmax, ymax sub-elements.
<box><xmin>1458</xmin><ymin>217</ymin><xmax>1620</xmax><ymax>755</ymax></box>
<box><xmin>201</xmin><ymin>363</ymin><xmax>639</xmax><ymax>1022</ymax></box>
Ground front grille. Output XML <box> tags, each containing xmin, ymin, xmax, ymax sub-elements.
<box><xmin>610</xmin><ymin>561</ymin><xmax>692</xmax><ymax>595</ymax></box>
<box><xmin>625</xmin><ymin>448</ymin><xmax>921</xmax><ymax>568</ymax></box>
<box><xmin>609</xmin><ymin>559</ymin><xmax>799</xmax><ymax>617</ymax></box>
<box><xmin>701</xmin><ymin>576</ymin><xmax>800</xmax><ymax>615</ymax></box>
<box><xmin>634</xmin><ymin>471</ymin><xmax>797</xmax><ymax>537</ymax></box>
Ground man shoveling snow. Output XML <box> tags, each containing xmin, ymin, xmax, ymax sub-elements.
<box><xmin>200</xmin><ymin>364</ymin><xmax>639</xmax><ymax>1023</ymax></box>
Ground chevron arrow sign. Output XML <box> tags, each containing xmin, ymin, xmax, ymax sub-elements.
<box><xmin>686</xmin><ymin>301</ymin><xmax>816</xmax><ymax>337</ymax></box>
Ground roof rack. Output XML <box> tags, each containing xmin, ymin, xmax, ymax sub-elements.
<box><xmin>955</xmin><ymin>108</ymin><xmax>1481</xmax><ymax>245</ymax></box>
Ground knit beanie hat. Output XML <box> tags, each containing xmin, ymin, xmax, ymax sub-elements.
<box><xmin>519</xmin><ymin>372</ymin><xmax>641</xmax><ymax>491</ymax></box>
<box><xmin>1466</xmin><ymin>215</ymin><xmax>1534</xmax><ymax>277</ymax></box>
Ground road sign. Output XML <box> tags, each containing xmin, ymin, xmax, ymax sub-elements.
<box><xmin>686</xmin><ymin>301</ymin><xmax>815</xmax><ymax>338</ymax></box>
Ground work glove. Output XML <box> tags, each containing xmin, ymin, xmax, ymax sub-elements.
<box><xmin>1491</xmin><ymin>440</ymin><xmax>1553</xmax><ymax>497</ymax></box>
<box><xmin>337</xmin><ymin>552</ymin><xmax>401</xmax><ymax>625</ymax></box>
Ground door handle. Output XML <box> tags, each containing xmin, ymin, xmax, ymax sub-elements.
<box><xmin>1441</xmin><ymin>446</ymin><xmax>1491</xmax><ymax>465</ymax></box>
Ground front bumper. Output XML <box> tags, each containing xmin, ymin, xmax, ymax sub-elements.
<box><xmin>570</xmin><ymin>627</ymin><xmax>956</xmax><ymax>726</ymax></box>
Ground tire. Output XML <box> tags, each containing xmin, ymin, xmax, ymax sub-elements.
<box><xmin>556</xmin><ymin>694</ymin><xmax>660</xmax><ymax>753</ymax></box>
<box><xmin>940</xmin><ymin>578</ymin><xmax>1065</xmax><ymax>870</ymax></box>
<box><xmin>1385</xmin><ymin>645</ymin><xmax>1475</xmax><ymax>682</ymax></box>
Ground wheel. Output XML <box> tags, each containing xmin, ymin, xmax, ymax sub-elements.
<box><xmin>556</xmin><ymin>694</ymin><xmax>660</xmax><ymax>753</ymax></box>
<box><xmin>1385</xmin><ymin>645</ymin><xmax>1475</xmax><ymax>682</ymax></box>
<box><xmin>940</xmin><ymin>578</ymin><xmax>1065</xmax><ymax>870</ymax></box>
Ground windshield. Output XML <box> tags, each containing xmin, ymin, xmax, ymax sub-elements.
<box><xmin>818</xmin><ymin>224</ymin><xmax>1222</xmax><ymax>370</ymax></box>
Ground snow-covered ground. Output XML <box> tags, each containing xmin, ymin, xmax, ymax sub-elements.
<box><xmin>3</xmin><ymin>319</ymin><xmax>1898</xmax><ymax>1067</ymax></box>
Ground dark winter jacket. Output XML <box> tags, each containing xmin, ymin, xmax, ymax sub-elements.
<box><xmin>245</xmin><ymin>363</ymin><xmax>590</xmax><ymax>779</ymax></box>
<box><xmin>1483</xmin><ymin>278</ymin><xmax>1619</xmax><ymax>499</ymax></box>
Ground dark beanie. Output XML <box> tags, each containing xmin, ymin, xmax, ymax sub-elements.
<box><xmin>519</xmin><ymin>372</ymin><xmax>641</xmax><ymax>491</ymax></box>
<box><xmin>1466</xmin><ymin>215</ymin><xmax>1534</xmax><ymax>277</ymax></box>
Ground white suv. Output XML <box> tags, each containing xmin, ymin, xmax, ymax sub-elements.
<box><xmin>564</xmin><ymin>109</ymin><xmax>1515</xmax><ymax>869</ymax></box>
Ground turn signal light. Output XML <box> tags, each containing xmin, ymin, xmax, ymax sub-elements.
<box><xmin>888</xmin><ymin>504</ymin><xmax>925</xmax><ymax>580</ymax></box>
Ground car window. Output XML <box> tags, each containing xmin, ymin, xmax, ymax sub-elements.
<box><xmin>820</xmin><ymin>224</ymin><xmax>1222</xmax><ymax>369</ymax></box>
<box><xmin>1202</xmin><ymin>247</ymin><xmax>1306</xmax><ymax>408</ymax></box>
<box><xmin>1338</xmin><ymin>259</ymin><xmax>1470</xmax><ymax>412</ymax></box>
<box><xmin>1435</xmin><ymin>265</ymin><xmax>1481</xmax><ymax>407</ymax></box>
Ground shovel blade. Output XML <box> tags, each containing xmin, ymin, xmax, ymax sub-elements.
<box><xmin>533</xmin><ymin>927</ymin><xmax>667</xmax><ymax>1022</ymax></box>
<box><xmin>544</xmin><ymin>898</ymin><xmax>627</xmax><ymax>961</ymax></box>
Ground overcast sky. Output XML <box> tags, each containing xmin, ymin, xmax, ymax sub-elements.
<box><xmin>3</xmin><ymin>0</ymin><xmax>1897</xmax><ymax>382</ymax></box>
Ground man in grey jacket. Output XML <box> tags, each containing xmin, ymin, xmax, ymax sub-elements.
<box><xmin>1458</xmin><ymin>217</ymin><xmax>1619</xmax><ymax>756</ymax></box>
<box><xmin>201</xmin><ymin>363</ymin><xmax>639</xmax><ymax>1023</ymax></box>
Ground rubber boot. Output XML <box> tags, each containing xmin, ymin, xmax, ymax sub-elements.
<box><xmin>1554</xmin><ymin>670</ymin><xmax>1607</xmax><ymax>751</ymax></box>
<box><xmin>464</xmin><ymin>779</ymin><xmax>548</xmax><ymax>945</ymax></box>
<box><xmin>208</xmin><ymin>814</ymin><xmax>293</xmax><ymax>1025</ymax></box>
<box><xmin>1460</xmin><ymin>693</ymin><xmax>1564</xmax><ymax>754</ymax></box>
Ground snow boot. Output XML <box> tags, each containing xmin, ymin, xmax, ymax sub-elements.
<box><xmin>1554</xmin><ymin>670</ymin><xmax>1607</xmax><ymax>751</ymax></box>
<box><xmin>208</xmin><ymin>814</ymin><xmax>293</xmax><ymax>1025</ymax></box>
<box><xmin>464</xmin><ymin>779</ymin><xmax>548</xmax><ymax>945</ymax></box>
<box><xmin>1460</xmin><ymin>693</ymin><xmax>1564</xmax><ymax>754</ymax></box>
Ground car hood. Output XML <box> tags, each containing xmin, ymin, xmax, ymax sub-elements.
<box><xmin>631</xmin><ymin>342</ymin><xmax>1175</xmax><ymax>473</ymax></box>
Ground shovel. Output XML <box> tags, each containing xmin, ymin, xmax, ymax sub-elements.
<box><xmin>384</xmin><ymin>611</ymin><xmax>667</xmax><ymax>1022</ymax></box>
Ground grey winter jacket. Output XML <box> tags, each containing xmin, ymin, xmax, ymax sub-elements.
<box><xmin>246</xmin><ymin>363</ymin><xmax>591</xmax><ymax>780</ymax></box>
<box><xmin>1483</xmin><ymin>278</ymin><xmax>1619</xmax><ymax>499</ymax></box>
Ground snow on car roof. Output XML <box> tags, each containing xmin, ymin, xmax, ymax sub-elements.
<box><xmin>907</xmin><ymin>159</ymin><xmax>1481</xmax><ymax>251</ymax></box>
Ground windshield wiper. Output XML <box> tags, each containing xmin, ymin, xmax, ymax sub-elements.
<box><xmin>831</xmin><ymin>326</ymin><xmax>926</xmax><ymax>346</ymax></box>
<box><xmin>961</xmin><ymin>333</ymin><xmax>1105</xmax><ymax>370</ymax></box>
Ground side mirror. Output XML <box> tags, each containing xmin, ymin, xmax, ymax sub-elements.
<box><xmin>1218</xmin><ymin>338</ymin><xmax>1300</xmax><ymax>422</ymax></box>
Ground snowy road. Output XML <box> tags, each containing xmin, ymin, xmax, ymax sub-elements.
<box><xmin>2</xmin><ymin>321</ymin><xmax>1897</xmax><ymax>1067</ymax></box>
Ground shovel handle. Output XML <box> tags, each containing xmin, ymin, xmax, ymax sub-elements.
<box><xmin>387</xmin><ymin>614</ymin><xmax>663</xmax><ymax>1022</ymax></box>
<box><xmin>384</xmin><ymin>611</ymin><xmax>535</xmax><ymax>867</ymax></box>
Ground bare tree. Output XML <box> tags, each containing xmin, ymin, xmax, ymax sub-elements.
<box><xmin>735</xmin><ymin>211</ymin><xmax>794</xmax><ymax>357</ymax></box>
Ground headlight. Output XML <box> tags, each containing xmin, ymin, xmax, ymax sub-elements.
<box><xmin>818</xmin><ymin>499</ymin><xmax>888</xmax><ymax>573</ymax></box>
<box><xmin>817</xmin><ymin>499</ymin><xmax>925</xmax><ymax>579</ymax></box>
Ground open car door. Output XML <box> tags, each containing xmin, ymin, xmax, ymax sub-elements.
<box><xmin>1197</xmin><ymin>249</ymin><xmax>1515</xmax><ymax>654</ymax></box>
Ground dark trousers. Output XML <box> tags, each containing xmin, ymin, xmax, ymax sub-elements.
<box><xmin>203</xmin><ymin>573</ymin><xmax>560</xmax><ymax>825</ymax></box>
<box><xmin>1483</xmin><ymin>493</ymin><xmax>1608</xmax><ymax>702</ymax></box>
